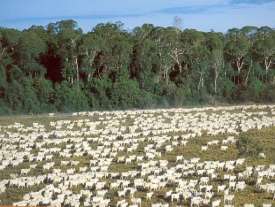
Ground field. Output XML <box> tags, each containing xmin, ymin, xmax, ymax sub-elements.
<box><xmin>0</xmin><ymin>105</ymin><xmax>275</xmax><ymax>207</ymax></box>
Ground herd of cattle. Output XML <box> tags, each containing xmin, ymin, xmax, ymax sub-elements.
<box><xmin>0</xmin><ymin>105</ymin><xmax>275</xmax><ymax>207</ymax></box>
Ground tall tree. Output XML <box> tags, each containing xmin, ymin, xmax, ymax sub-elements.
<box><xmin>47</xmin><ymin>20</ymin><xmax>82</xmax><ymax>84</ymax></box>
<box><xmin>225</xmin><ymin>32</ymin><xmax>250</xmax><ymax>84</ymax></box>
<box><xmin>206</xmin><ymin>32</ymin><xmax>224</xmax><ymax>94</ymax></box>
<box><xmin>17</xmin><ymin>30</ymin><xmax>47</xmax><ymax>77</ymax></box>
<box><xmin>253</xmin><ymin>35</ymin><xmax>275</xmax><ymax>80</ymax></box>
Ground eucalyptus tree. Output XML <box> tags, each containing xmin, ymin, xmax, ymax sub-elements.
<box><xmin>256</xmin><ymin>26</ymin><xmax>273</xmax><ymax>39</ymax></box>
<box><xmin>206</xmin><ymin>32</ymin><xmax>224</xmax><ymax>94</ymax></box>
<box><xmin>91</xmin><ymin>22</ymin><xmax>132</xmax><ymax>80</ymax></box>
<box><xmin>78</xmin><ymin>32</ymin><xmax>105</xmax><ymax>81</ymax></box>
<box><xmin>151</xmin><ymin>27</ymin><xmax>175</xmax><ymax>84</ymax></box>
<box><xmin>1</xmin><ymin>20</ymin><xmax>275</xmax><ymax>113</ymax></box>
<box><xmin>0</xmin><ymin>31</ymin><xmax>7</xmax><ymax>90</ymax></box>
<box><xmin>130</xmin><ymin>24</ymin><xmax>165</xmax><ymax>89</ymax></box>
<box><xmin>0</xmin><ymin>28</ymin><xmax>22</xmax><ymax>71</ymax></box>
<box><xmin>225</xmin><ymin>30</ymin><xmax>250</xmax><ymax>84</ymax></box>
<box><xmin>252</xmin><ymin>34</ymin><xmax>275</xmax><ymax>80</ymax></box>
<box><xmin>47</xmin><ymin>20</ymin><xmax>83</xmax><ymax>84</ymax></box>
<box><xmin>192</xmin><ymin>47</ymin><xmax>211</xmax><ymax>91</ymax></box>
<box><xmin>17</xmin><ymin>30</ymin><xmax>47</xmax><ymax>77</ymax></box>
<box><xmin>0</xmin><ymin>28</ymin><xmax>22</xmax><ymax>98</ymax></box>
<box><xmin>0</xmin><ymin>28</ymin><xmax>21</xmax><ymax>51</ymax></box>
<box><xmin>240</xmin><ymin>26</ymin><xmax>258</xmax><ymax>40</ymax></box>
<box><xmin>150</xmin><ymin>26</ymin><xmax>186</xmax><ymax>85</ymax></box>
<box><xmin>181</xmin><ymin>29</ymin><xmax>210</xmax><ymax>91</ymax></box>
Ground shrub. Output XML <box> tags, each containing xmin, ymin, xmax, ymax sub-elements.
<box><xmin>55</xmin><ymin>81</ymin><xmax>89</xmax><ymax>112</ymax></box>
<box><xmin>236</xmin><ymin>135</ymin><xmax>263</xmax><ymax>157</ymax></box>
<box><xmin>0</xmin><ymin>100</ymin><xmax>11</xmax><ymax>115</ymax></box>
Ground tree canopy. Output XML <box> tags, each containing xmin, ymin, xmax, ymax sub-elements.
<box><xmin>0</xmin><ymin>20</ymin><xmax>275</xmax><ymax>114</ymax></box>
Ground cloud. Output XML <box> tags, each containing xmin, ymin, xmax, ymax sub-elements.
<box><xmin>0</xmin><ymin>13</ymin><xmax>143</xmax><ymax>24</ymax></box>
<box><xmin>231</xmin><ymin>0</ymin><xmax>275</xmax><ymax>4</ymax></box>
<box><xmin>154</xmin><ymin>6</ymin><xmax>209</xmax><ymax>14</ymax></box>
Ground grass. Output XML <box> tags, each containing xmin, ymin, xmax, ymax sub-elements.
<box><xmin>1</xmin><ymin>107</ymin><xmax>275</xmax><ymax>206</ymax></box>
<box><xmin>0</xmin><ymin>184</ymin><xmax>45</xmax><ymax>205</ymax></box>
<box><xmin>104</xmin><ymin>126</ymin><xmax>275</xmax><ymax>206</ymax></box>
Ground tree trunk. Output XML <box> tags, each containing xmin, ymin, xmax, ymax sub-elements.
<box><xmin>198</xmin><ymin>72</ymin><xmax>203</xmax><ymax>91</ymax></box>
<box><xmin>89</xmin><ymin>50</ymin><xmax>96</xmax><ymax>80</ymax></box>
<box><xmin>264</xmin><ymin>57</ymin><xmax>272</xmax><ymax>82</ymax></box>
<box><xmin>214</xmin><ymin>71</ymin><xmax>218</xmax><ymax>94</ymax></box>
<box><xmin>74</xmin><ymin>56</ymin><xmax>79</xmax><ymax>83</ymax></box>
<box><xmin>244</xmin><ymin>59</ymin><xmax>252</xmax><ymax>86</ymax></box>
<box><xmin>165</xmin><ymin>68</ymin><xmax>169</xmax><ymax>85</ymax></box>
<box><xmin>236</xmin><ymin>57</ymin><xmax>244</xmax><ymax>85</ymax></box>
<box><xmin>214</xmin><ymin>64</ymin><xmax>219</xmax><ymax>94</ymax></box>
<box><xmin>170</xmin><ymin>48</ymin><xmax>183</xmax><ymax>72</ymax></box>
<box><xmin>0</xmin><ymin>47</ymin><xmax>6</xmax><ymax>62</ymax></box>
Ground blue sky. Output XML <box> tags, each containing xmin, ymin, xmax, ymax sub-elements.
<box><xmin>0</xmin><ymin>0</ymin><xmax>275</xmax><ymax>32</ymax></box>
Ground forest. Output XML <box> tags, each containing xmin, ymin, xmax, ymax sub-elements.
<box><xmin>0</xmin><ymin>20</ymin><xmax>275</xmax><ymax>114</ymax></box>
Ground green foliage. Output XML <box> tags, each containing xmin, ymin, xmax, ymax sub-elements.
<box><xmin>55</xmin><ymin>81</ymin><xmax>89</xmax><ymax>112</ymax></box>
<box><xmin>263</xmin><ymin>84</ymin><xmax>275</xmax><ymax>102</ymax></box>
<box><xmin>173</xmin><ymin>86</ymin><xmax>193</xmax><ymax>106</ymax></box>
<box><xmin>0</xmin><ymin>21</ymin><xmax>275</xmax><ymax>114</ymax></box>
<box><xmin>111</xmin><ymin>69</ymin><xmax>155</xmax><ymax>109</ymax></box>
<box><xmin>34</xmin><ymin>78</ymin><xmax>56</xmax><ymax>112</ymax></box>
<box><xmin>21</xmin><ymin>78</ymin><xmax>41</xmax><ymax>113</ymax></box>
<box><xmin>0</xmin><ymin>100</ymin><xmax>11</xmax><ymax>115</ymax></box>
<box><xmin>86</xmin><ymin>75</ymin><xmax>113</xmax><ymax>109</ymax></box>
<box><xmin>0</xmin><ymin>65</ymin><xmax>6</xmax><ymax>88</ymax></box>
<box><xmin>248</xmin><ymin>79</ymin><xmax>264</xmax><ymax>100</ymax></box>
<box><xmin>5</xmin><ymin>80</ymin><xmax>24</xmax><ymax>112</ymax></box>
<box><xmin>237</xmin><ymin>135</ymin><xmax>263</xmax><ymax>157</ymax></box>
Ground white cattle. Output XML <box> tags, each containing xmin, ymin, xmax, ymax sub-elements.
<box><xmin>244</xmin><ymin>204</ymin><xmax>254</xmax><ymax>207</ymax></box>
<box><xmin>212</xmin><ymin>199</ymin><xmax>221</xmax><ymax>207</ymax></box>
<box><xmin>224</xmin><ymin>194</ymin><xmax>234</xmax><ymax>204</ymax></box>
<box><xmin>221</xmin><ymin>146</ymin><xmax>228</xmax><ymax>151</ymax></box>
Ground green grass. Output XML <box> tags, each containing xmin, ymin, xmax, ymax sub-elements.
<box><xmin>1</xmin><ymin>108</ymin><xmax>275</xmax><ymax>206</ymax></box>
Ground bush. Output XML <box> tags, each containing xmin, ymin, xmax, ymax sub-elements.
<box><xmin>247</xmin><ymin>79</ymin><xmax>264</xmax><ymax>101</ymax></box>
<box><xmin>0</xmin><ymin>100</ymin><xmax>11</xmax><ymax>115</ymax></box>
<box><xmin>236</xmin><ymin>135</ymin><xmax>263</xmax><ymax>157</ymax></box>
<box><xmin>222</xmin><ymin>79</ymin><xmax>236</xmax><ymax>100</ymax></box>
<box><xmin>34</xmin><ymin>78</ymin><xmax>56</xmax><ymax>112</ymax></box>
<box><xmin>55</xmin><ymin>81</ymin><xmax>89</xmax><ymax>112</ymax></box>
<box><xmin>263</xmin><ymin>84</ymin><xmax>275</xmax><ymax>102</ymax></box>
<box><xmin>111</xmin><ymin>78</ymin><xmax>144</xmax><ymax>108</ymax></box>
<box><xmin>86</xmin><ymin>75</ymin><xmax>113</xmax><ymax>109</ymax></box>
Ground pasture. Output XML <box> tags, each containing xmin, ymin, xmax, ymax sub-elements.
<box><xmin>0</xmin><ymin>105</ymin><xmax>275</xmax><ymax>207</ymax></box>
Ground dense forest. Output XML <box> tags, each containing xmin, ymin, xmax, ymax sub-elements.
<box><xmin>0</xmin><ymin>20</ymin><xmax>275</xmax><ymax>114</ymax></box>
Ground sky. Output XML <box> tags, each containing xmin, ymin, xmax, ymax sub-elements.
<box><xmin>0</xmin><ymin>0</ymin><xmax>275</xmax><ymax>32</ymax></box>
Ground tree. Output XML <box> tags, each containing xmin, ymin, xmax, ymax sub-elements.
<box><xmin>131</xmin><ymin>24</ymin><xmax>158</xmax><ymax>84</ymax></box>
<box><xmin>78</xmin><ymin>33</ymin><xmax>104</xmax><ymax>81</ymax></box>
<box><xmin>48</xmin><ymin>20</ymin><xmax>82</xmax><ymax>84</ymax></box>
<box><xmin>0</xmin><ymin>28</ymin><xmax>22</xmax><ymax>98</ymax></box>
<box><xmin>225</xmin><ymin>33</ymin><xmax>250</xmax><ymax>84</ymax></box>
<box><xmin>17</xmin><ymin>30</ymin><xmax>47</xmax><ymax>77</ymax></box>
<box><xmin>0</xmin><ymin>20</ymin><xmax>275</xmax><ymax>114</ymax></box>
<box><xmin>34</xmin><ymin>78</ymin><xmax>55</xmax><ymax>112</ymax></box>
<box><xmin>206</xmin><ymin>32</ymin><xmax>224</xmax><ymax>94</ymax></box>
<box><xmin>182</xmin><ymin>29</ymin><xmax>209</xmax><ymax>91</ymax></box>
<box><xmin>92</xmin><ymin>22</ymin><xmax>132</xmax><ymax>79</ymax></box>
<box><xmin>152</xmin><ymin>27</ymin><xmax>185</xmax><ymax>84</ymax></box>
<box><xmin>173</xmin><ymin>16</ymin><xmax>183</xmax><ymax>31</ymax></box>
<box><xmin>55</xmin><ymin>81</ymin><xmax>89</xmax><ymax>112</ymax></box>
<box><xmin>253</xmin><ymin>36</ymin><xmax>275</xmax><ymax>80</ymax></box>
<box><xmin>155</xmin><ymin>28</ymin><xmax>175</xmax><ymax>84</ymax></box>
<box><xmin>240</xmin><ymin>26</ymin><xmax>258</xmax><ymax>39</ymax></box>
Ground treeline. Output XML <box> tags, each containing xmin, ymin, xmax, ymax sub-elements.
<box><xmin>0</xmin><ymin>20</ymin><xmax>275</xmax><ymax>114</ymax></box>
